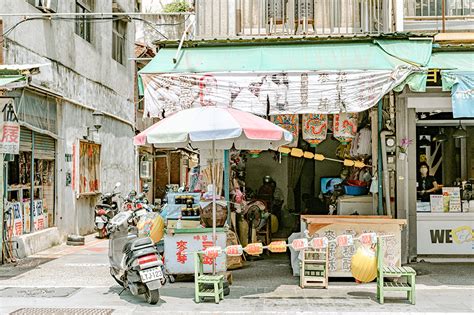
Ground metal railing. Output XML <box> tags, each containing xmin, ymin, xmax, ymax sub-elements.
<box><xmin>195</xmin><ymin>0</ymin><xmax>390</xmax><ymax>39</ymax></box>
<box><xmin>405</xmin><ymin>0</ymin><xmax>474</xmax><ymax>18</ymax></box>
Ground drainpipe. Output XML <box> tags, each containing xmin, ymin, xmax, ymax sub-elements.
<box><xmin>30</xmin><ymin>132</ymin><xmax>35</xmax><ymax>233</ymax></box>
<box><xmin>378</xmin><ymin>100</ymin><xmax>384</xmax><ymax>215</ymax></box>
<box><xmin>380</xmin><ymin>131</ymin><xmax>393</xmax><ymax>217</ymax></box>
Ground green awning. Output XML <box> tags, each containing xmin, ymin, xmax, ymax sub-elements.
<box><xmin>428</xmin><ymin>52</ymin><xmax>474</xmax><ymax>70</ymax></box>
<box><xmin>140</xmin><ymin>40</ymin><xmax>432</xmax><ymax>74</ymax></box>
<box><xmin>0</xmin><ymin>75</ymin><xmax>25</xmax><ymax>87</ymax></box>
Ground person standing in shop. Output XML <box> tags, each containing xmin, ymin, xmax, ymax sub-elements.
<box><xmin>417</xmin><ymin>162</ymin><xmax>439</xmax><ymax>202</ymax></box>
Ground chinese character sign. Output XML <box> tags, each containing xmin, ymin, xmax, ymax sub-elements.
<box><xmin>0</xmin><ymin>122</ymin><xmax>20</xmax><ymax>154</ymax></box>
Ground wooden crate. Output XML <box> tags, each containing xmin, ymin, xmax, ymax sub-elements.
<box><xmin>300</xmin><ymin>249</ymin><xmax>328</xmax><ymax>288</ymax></box>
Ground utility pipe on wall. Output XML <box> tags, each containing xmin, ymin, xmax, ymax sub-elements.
<box><xmin>377</xmin><ymin>100</ymin><xmax>384</xmax><ymax>215</ymax></box>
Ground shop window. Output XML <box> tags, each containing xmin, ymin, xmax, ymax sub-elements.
<box><xmin>112</xmin><ymin>18</ymin><xmax>127</xmax><ymax>65</ymax></box>
<box><xmin>79</xmin><ymin>141</ymin><xmax>101</xmax><ymax>194</ymax></box>
<box><xmin>75</xmin><ymin>0</ymin><xmax>94</xmax><ymax>42</ymax></box>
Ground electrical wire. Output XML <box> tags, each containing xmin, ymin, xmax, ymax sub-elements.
<box><xmin>0</xmin><ymin>14</ymin><xmax>192</xmax><ymax>44</ymax></box>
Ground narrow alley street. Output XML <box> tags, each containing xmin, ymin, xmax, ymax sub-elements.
<box><xmin>0</xmin><ymin>235</ymin><xmax>472</xmax><ymax>314</ymax></box>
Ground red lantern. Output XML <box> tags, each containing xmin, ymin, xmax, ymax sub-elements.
<box><xmin>204</xmin><ymin>246</ymin><xmax>221</xmax><ymax>259</ymax></box>
<box><xmin>291</xmin><ymin>238</ymin><xmax>308</xmax><ymax>251</ymax></box>
<box><xmin>268</xmin><ymin>241</ymin><xmax>287</xmax><ymax>253</ymax></box>
<box><xmin>225</xmin><ymin>245</ymin><xmax>243</xmax><ymax>256</ymax></box>
<box><xmin>311</xmin><ymin>237</ymin><xmax>329</xmax><ymax>249</ymax></box>
<box><xmin>244</xmin><ymin>243</ymin><xmax>263</xmax><ymax>256</ymax></box>
<box><xmin>336</xmin><ymin>235</ymin><xmax>354</xmax><ymax>247</ymax></box>
<box><xmin>360</xmin><ymin>233</ymin><xmax>377</xmax><ymax>245</ymax></box>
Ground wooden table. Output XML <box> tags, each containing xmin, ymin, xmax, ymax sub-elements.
<box><xmin>301</xmin><ymin>215</ymin><xmax>407</xmax><ymax>277</ymax></box>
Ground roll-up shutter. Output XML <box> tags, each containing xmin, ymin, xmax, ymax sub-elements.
<box><xmin>34</xmin><ymin>132</ymin><xmax>55</xmax><ymax>160</ymax></box>
<box><xmin>20</xmin><ymin>126</ymin><xmax>32</xmax><ymax>152</ymax></box>
<box><xmin>19</xmin><ymin>126</ymin><xmax>55</xmax><ymax>159</ymax></box>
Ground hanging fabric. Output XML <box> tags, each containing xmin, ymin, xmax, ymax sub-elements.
<box><xmin>270</xmin><ymin>114</ymin><xmax>299</xmax><ymax>147</ymax></box>
<box><xmin>333</xmin><ymin>113</ymin><xmax>358</xmax><ymax>145</ymax></box>
<box><xmin>302</xmin><ymin>114</ymin><xmax>327</xmax><ymax>147</ymax></box>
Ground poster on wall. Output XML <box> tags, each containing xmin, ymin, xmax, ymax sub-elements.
<box><xmin>34</xmin><ymin>200</ymin><xmax>45</xmax><ymax>231</ymax></box>
<box><xmin>141</xmin><ymin>68</ymin><xmax>413</xmax><ymax>118</ymax></box>
<box><xmin>78</xmin><ymin>141</ymin><xmax>101</xmax><ymax>194</ymax></box>
<box><xmin>23</xmin><ymin>201</ymin><xmax>31</xmax><ymax>233</ymax></box>
<box><xmin>12</xmin><ymin>202</ymin><xmax>23</xmax><ymax>236</ymax></box>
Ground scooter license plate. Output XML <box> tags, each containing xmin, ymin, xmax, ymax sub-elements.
<box><xmin>139</xmin><ymin>267</ymin><xmax>164</xmax><ymax>283</ymax></box>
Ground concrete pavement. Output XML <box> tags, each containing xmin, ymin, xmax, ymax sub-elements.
<box><xmin>0</xmin><ymin>235</ymin><xmax>473</xmax><ymax>314</ymax></box>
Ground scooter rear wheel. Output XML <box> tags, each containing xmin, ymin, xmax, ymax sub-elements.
<box><xmin>145</xmin><ymin>288</ymin><xmax>160</xmax><ymax>304</ymax></box>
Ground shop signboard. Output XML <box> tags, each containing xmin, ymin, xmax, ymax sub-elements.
<box><xmin>164</xmin><ymin>231</ymin><xmax>226</xmax><ymax>274</ymax></box>
<box><xmin>23</xmin><ymin>201</ymin><xmax>31</xmax><ymax>232</ymax></box>
<box><xmin>417</xmin><ymin>215</ymin><xmax>473</xmax><ymax>255</ymax></box>
<box><xmin>0</xmin><ymin>121</ymin><xmax>20</xmax><ymax>154</ymax></box>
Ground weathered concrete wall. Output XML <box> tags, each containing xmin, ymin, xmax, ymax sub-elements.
<box><xmin>1</xmin><ymin>0</ymin><xmax>136</xmax><ymax>238</ymax></box>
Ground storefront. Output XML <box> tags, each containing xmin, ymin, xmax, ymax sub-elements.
<box><xmin>4</xmin><ymin>89</ymin><xmax>58</xmax><ymax>238</ymax></box>
<box><xmin>396</xmin><ymin>54</ymin><xmax>474</xmax><ymax>258</ymax></box>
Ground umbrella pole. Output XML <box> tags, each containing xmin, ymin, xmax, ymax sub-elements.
<box><xmin>212</xmin><ymin>140</ymin><xmax>217</xmax><ymax>275</ymax></box>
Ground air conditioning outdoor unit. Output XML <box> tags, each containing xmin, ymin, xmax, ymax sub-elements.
<box><xmin>35</xmin><ymin>0</ymin><xmax>58</xmax><ymax>13</ymax></box>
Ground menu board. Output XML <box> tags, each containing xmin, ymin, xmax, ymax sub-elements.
<box><xmin>442</xmin><ymin>187</ymin><xmax>462</xmax><ymax>212</ymax></box>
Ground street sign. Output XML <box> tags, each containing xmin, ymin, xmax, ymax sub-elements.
<box><xmin>0</xmin><ymin>121</ymin><xmax>19</xmax><ymax>154</ymax></box>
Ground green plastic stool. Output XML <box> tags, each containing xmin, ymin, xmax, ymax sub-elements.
<box><xmin>376</xmin><ymin>239</ymin><xmax>416</xmax><ymax>304</ymax></box>
<box><xmin>194</xmin><ymin>252</ymin><xmax>224</xmax><ymax>304</ymax></box>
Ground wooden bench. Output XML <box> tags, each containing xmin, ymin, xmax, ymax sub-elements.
<box><xmin>376</xmin><ymin>240</ymin><xmax>416</xmax><ymax>304</ymax></box>
<box><xmin>194</xmin><ymin>252</ymin><xmax>224</xmax><ymax>304</ymax></box>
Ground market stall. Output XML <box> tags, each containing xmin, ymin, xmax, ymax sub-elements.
<box><xmin>301</xmin><ymin>215</ymin><xmax>406</xmax><ymax>277</ymax></box>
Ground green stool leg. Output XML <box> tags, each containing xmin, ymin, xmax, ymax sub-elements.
<box><xmin>409</xmin><ymin>274</ymin><xmax>416</xmax><ymax>305</ymax></box>
<box><xmin>220</xmin><ymin>281</ymin><xmax>224</xmax><ymax>299</ymax></box>
<box><xmin>214</xmin><ymin>282</ymin><xmax>219</xmax><ymax>304</ymax></box>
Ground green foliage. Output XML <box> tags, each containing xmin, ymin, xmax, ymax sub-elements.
<box><xmin>163</xmin><ymin>0</ymin><xmax>190</xmax><ymax>13</ymax></box>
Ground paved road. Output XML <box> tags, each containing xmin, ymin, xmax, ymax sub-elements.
<box><xmin>0</xmin><ymin>235</ymin><xmax>473</xmax><ymax>314</ymax></box>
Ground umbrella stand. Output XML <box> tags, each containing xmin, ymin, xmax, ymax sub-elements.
<box><xmin>211</xmin><ymin>140</ymin><xmax>217</xmax><ymax>275</ymax></box>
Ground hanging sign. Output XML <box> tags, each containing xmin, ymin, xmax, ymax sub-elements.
<box><xmin>333</xmin><ymin>113</ymin><xmax>358</xmax><ymax>144</ymax></box>
<box><xmin>225</xmin><ymin>245</ymin><xmax>243</xmax><ymax>256</ymax></box>
<box><xmin>271</xmin><ymin>115</ymin><xmax>299</xmax><ymax>147</ymax></box>
<box><xmin>12</xmin><ymin>202</ymin><xmax>23</xmax><ymax>236</ymax></box>
<box><xmin>204</xmin><ymin>246</ymin><xmax>221</xmax><ymax>259</ymax></box>
<box><xmin>0</xmin><ymin>122</ymin><xmax>20</xmax><ymax>154</ymax></box>
<box><xmin>244</xmin><ymin>243</ymin><xmax>263</xmax><ymax>256</ymax></box>
<box><xmin>141</xmin><ymin>68</ymin><xmax>413</xmax><ymax>118</ymax></box>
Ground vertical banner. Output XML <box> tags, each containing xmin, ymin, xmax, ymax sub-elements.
<box><xmin>12</xmin><ymin>202</ymin><xmax>23</xmax><ymax>236</ymax></box>
<box><xmin>443</xmin><ymin>71</ymin><xmax>474</xmax><ymax>118</ymax></box>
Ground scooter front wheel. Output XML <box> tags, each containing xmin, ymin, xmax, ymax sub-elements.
<box><xmin>145</xmin><ymin>288</ymin><xmax>160</xmax><ymax>304</ymax></box>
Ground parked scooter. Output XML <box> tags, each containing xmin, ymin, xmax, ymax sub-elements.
<box><xmin>108</xmin><ymin>187</ymin><xmax>166</xmax><ymax>304</ymax></box>
<box><xmin>95</xmin><ymin>182</ymin><xmax>121</xmax><ymax>238</ymax></box>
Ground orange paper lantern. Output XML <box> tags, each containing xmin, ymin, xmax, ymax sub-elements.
<box><xmin>291</xmin><ymin>238</ymin><xmax>308</xmax><ymax>251</ymax></box>
<box><xmin>244</xmin><ymin>243</ymin><xmax>263</xmax><ymax>256</ymax></box>
<box><xmin>225</xmin><ymin>245</ymin><xmax>243</xmax><ymax>256</ymax></box>
<box><xmin>204</xmin><ymin>246</ymin><xmax>221</xmax><ymax>259</ymax></box>
<box><xmin>268</xmin><ymin>241</ymin><xmax>287</xmax><ymax>253</ymax></box>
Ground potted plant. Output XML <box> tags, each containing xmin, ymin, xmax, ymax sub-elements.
<box><xmin>398</xmin><ymin>138</ymin><xmax>412</xmax><ymax>160</ymax></box>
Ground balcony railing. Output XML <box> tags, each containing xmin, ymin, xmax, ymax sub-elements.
<box><xmin>195</xmin><ymin>0</ymin><xmax>391</xmax><ymax>39</ymax></box>
<box><xmin>404</xmin><ymin>0</ymin><xmax>474</xmax><ymax>32</ymax></box>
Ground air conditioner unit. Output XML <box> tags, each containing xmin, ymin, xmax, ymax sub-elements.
<box><xmin>140</xmin><ymin>160</ymin><xmax>151</xmax><ymax>179</ymax></box>
<box><xmin>35</xmin><ymin>0</ymin><xmax>58</xmax><ymax>13</ymax></box>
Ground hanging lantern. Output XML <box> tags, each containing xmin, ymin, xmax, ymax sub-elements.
<box><xmin>225</xmin><ymin>245</ymin><xmax>243</xmax><ymax>256</ymax></box>
<box><xmin>360</xmin><ymin>233</ymin><xmax>377</xmax><ymax>245</ymax></box>
<box><xmin>204</xmin><ymin>246</ymin><xmax>221</xmax><ymax>259</ymax></box>
<box><xmin>290</xmin><ymin>148</ymin><xmax>304</xmax><ymax>158</ymax></box>
<box><xmin>314</xmin><ymin>154</ymin><xmax>325</xmax><ymax>161</ymax></box>
<box><xmin>310</xmin><ymin>237</ymin><xmax>329</xmax><ymax>249</ymax></box>
<box><xmin>303</xmin><ymin>151</ymin><xmax>314</xmax><ymax>159</ymax></box>
<box><xmin>278</xmin><ymin>146</ymin><xmax>291</xmax><ymax>156</ymax></box>
<box><xmin>343</xmin><ymin>159</ymin><xmax>355</xmax><ymax>167</ymax></box>
<box><xmin>351</xmin><ymin>246</ymin><xmax>377</xmax><ymax>283</ymax></box>
<box><xmin>336</xmin><ymin>234</ymin><xmax>354</xmax><ymax>247</ymax></box>
<box><xmin>244</xmin><ymin>243</ymin><xmax>263</xmax><ymax>256</ymax></box>
<box><xmin>302</xmin><ymin>114</ymin><xmax>328</xmax><ymax>147</ymax></box>
<box><xmin>248</xmin><ymin>150</ymin><xmax>261</xmax><ymax>158</ymax></box>
<box><xmin>291</xmin><ymin>238</ymin><xmax>308</xmax><ymax>251</ymax></box>
<box><xmin>271</xmin><ymin>114</ymin><xmax>299</xmax><ymax>147</ymax></box>
<box><xmin>333</xmin><ymin>113</ymin><xmax>358</xmax><ymax>145</ymax></box>
<box><xmin>354</xmin><ymin>160</ymin><xmax>366</xmax><ymax>168</ymax></box>
<box><xmin>268</xmin><ymin>241</ymin><xmax>287</xmax><ymax>253</ymax></box>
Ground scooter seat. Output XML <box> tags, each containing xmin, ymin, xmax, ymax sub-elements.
<box><xmin>123</xmin><ymin>237</ymin><xmax>154</xmax><ymax>253</ymax></box>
